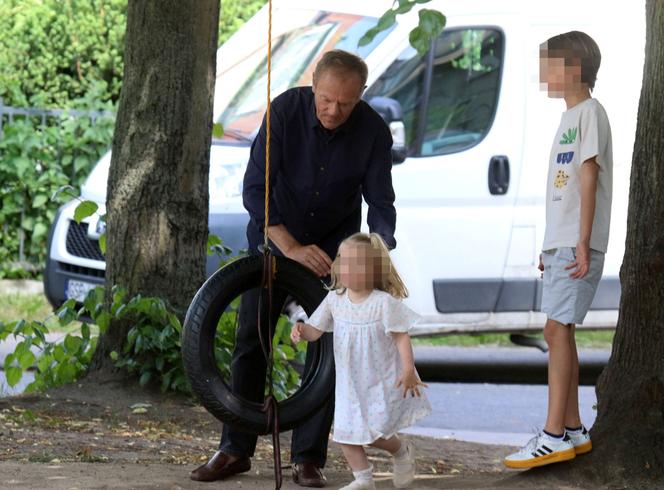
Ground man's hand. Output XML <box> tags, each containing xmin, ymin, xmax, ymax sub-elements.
<box><xmin>290</xmin><ymin>322</ymin><xmax>304</xmax><ymax>344</ymax></box>
<box><xmin>396</xmin><ymin>369</ymin><xmax>428</xmax><ymax>398</ymax></box>
<box><xmin>287</xmin><ymin>244</ymin><xmax>332</xmax><ymax>277</ymax></box>
<box><xmin>566</xmin><ymin>242</ymin><xmax>590</xmax><ymax>279</ymax></box>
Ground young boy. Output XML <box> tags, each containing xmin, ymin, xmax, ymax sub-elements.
<box><xmin>504</xmin><ymin>31</ymin><xmax>613</xmax><ymax>469</ymax></box>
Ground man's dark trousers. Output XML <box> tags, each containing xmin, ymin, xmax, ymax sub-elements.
<box><xmin>219</xmin><ymin>280</ymin><xmax>334</xmax><ymax>467</ymax></box>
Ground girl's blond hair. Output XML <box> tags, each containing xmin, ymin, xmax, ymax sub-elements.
<box><xmin>329</xmin><ymin>232</ymin><xmax>409</xmax><ymax>299</ymax></box>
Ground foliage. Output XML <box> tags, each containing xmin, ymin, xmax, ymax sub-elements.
<box><xmin>0</xmin><ymin>0</ymin><xmax>127</xmax><ymax>108</ymax></box>
<box><xmin>0</xmin><ymin>85</ymin><xmax>114</xmax><ymax>278</ymax></box>
<box><xmin>359</xmin><ymin>0</ymin><xmax>446</xmax><ymax>56</ymax></box>
<box><xmin>0</xmin><ymin>285</ymin><xmax>304</xmax><ymax>400</ymax></box>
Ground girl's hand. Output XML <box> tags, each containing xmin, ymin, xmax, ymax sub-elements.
<box><xmin>290</xmin><ymin>322</ymin><xmax>304</xmax><ymax>344</ymax></box>
<box><xmin>396</xmin><ymin>369</ymin><xmax>428</xmax><ymax>398</ymax></box>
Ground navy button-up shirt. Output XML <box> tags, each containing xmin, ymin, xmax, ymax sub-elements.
<box><xmin>242</xmin><ymin>87</ymin><xmax>396</xmax><ymax>260</ymax></box>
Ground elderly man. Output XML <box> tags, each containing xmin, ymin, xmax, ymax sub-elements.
<box><xmin>191</xmin><ymin>49</ymin><xmax>397</xmax><ymax>488</ymax></box>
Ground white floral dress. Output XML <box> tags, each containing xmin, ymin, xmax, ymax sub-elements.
<box><xmin>307</xmin><ymin>289</ymin><xmax>432</xmax><ymax>445</ymax></box>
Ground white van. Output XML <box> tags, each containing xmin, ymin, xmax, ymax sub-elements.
<box><xmin>44</xmin><ymin>0</ymin><xmax>645</xmax><ymax>335</ymax></box>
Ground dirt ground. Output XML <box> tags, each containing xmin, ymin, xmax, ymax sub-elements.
<box><xmin>0</xmin><ymin>378</ymin><xmax>624</xmax><ymax>489</ymax></box>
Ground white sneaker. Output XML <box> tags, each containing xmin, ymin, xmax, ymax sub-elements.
<box><xmin>567</xmin><ymin>426</ymin><xmax>592</xmax><ymax>455</ymax></box>
<box><xmin>339</xmin><ymin>479</ymin><xmax>375</xmax><ymax>490</ymax></box>
<box><xmin>504</xmin><ymin>432</ymin><xmax>576</xmax><ymax>469</ymax></box>
<box><xmin>392</xmin><ymin>442</ymin><xmax>415</xmax><ymax>488</ymax></box>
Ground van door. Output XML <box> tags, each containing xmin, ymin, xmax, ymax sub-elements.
<box><xmin>364</xmin><ymin>24</ymin><xmax>526</xmax><ymax>317</ymax></box>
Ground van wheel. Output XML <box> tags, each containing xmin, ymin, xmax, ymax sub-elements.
<box><xmin>181</xmin><ymin>255</ymin><xmax>333</xmax><ymax>434</ymax></box>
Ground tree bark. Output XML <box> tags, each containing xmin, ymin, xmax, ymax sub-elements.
<box><xmin>90</xmin><ymin>0</ymin><xmax>219</xmax><ymax>371</ymax></box>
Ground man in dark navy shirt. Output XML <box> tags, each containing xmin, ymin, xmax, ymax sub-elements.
<box><xmin>191</xmin><ymin>50</ymin><xmax>396</xmax><ymax>487</ymax></box>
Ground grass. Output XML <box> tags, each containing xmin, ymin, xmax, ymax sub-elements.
<box><xmin>0</xmin><ymin>293</ymin><xmax>90</xmax><ymax>334</ymax></box>
<box><xmin>413</xmin><ymin>330</ymin><xmax>615</xmax><ymax>349</ymax></box>
<box><xmin>0</xmin><ymin>293</ymin><xmax>615</xmax><ymax>348</ymax></box>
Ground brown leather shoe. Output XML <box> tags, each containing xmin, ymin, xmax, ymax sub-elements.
<box><xmin>292</xmin><ymin>462</ymin><xmax>326</xmax><ymax>488</ymax></box>
<box><xmin>190</xmin><ymin>451</ymin><xmax>251</xmax><ymax>482</ymax></box>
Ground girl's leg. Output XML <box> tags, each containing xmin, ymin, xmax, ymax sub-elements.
<box><xmin>543</xmin><ymin>318</ymin><xmax>573</xmax><ymax>435</ymax></box>
<box><xmin>369</xmin><ymin>435</ymin><xmax>401</xmax><ymax>455</ymax></box>
<box><xmin>340</xmin><ymin>444</ymin><xmax>370</xmax><ymax>471</ymax></box>
<box><xmin>564</xmin><ymin>324</ymin><xmax>583</xmax><ymax>428</ymax></box>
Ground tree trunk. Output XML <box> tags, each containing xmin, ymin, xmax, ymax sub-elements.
<box><xmin>90</xmin><ymin>0</ymin><xmax>219</xmax><ymax>371</ymax></box>
<box><xmin>543</xmin><ymin>1</ymin><xmax>664</xmax><ymax>485</ymax></box>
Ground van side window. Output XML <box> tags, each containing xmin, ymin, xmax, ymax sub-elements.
<box><xmin>366</xmin><ymin>28</ymin><xmax>504</xmax><ymax>157</ymax></box>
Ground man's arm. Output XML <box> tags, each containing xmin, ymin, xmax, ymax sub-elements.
<box><xmin>362</xmin><ymin>125</ymin><xmax>397</xmax><ymax>249</ymax></box>
<box><xmin>267</xmin><ymin>224</ymin><xmax>332</xmax><ymax>277</ymax></box>
<box><xmin>567</xmin><ymin>157</ymin><xmax>599</xmax><ymax>279</ymax></box>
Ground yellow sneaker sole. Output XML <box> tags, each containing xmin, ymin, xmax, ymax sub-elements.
<box><xmin>504</xmin><ymin>447</ymin><xmax>576</xmax><ymax>469</ymax></box>
<box><xmin>574</xmin><ymin>440</ymin><xmax>592</xmax><ymax>455</ymax></box>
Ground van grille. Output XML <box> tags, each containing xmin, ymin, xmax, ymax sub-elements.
<box><xmin>65</xmin><ymin>221</ymin><xmax>105</xmax><ymax>261</ymax></box>
<box><xmin>58</xmin><ymin>262</ymin><xmax>105</xmax><ymax>279</ymax></box>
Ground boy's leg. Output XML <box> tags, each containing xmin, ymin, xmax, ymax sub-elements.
<box><xmin>564</xmin><ymin>324</ymin><xmax>582</xmax><ymax>428</ymax></box>
<box><xmin>543</xmin><ymin>318</ymin><xmax>574</xmax><ymax>435</ymax></box>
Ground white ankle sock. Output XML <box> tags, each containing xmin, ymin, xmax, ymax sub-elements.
<box><xmin>394</xmin><ymin>442</ymin><xmax>408</xmax><ymax>460</ymax></box>
<box><xmin>353</xmin><ymin>465</ymin><xmax>373</xmax><ymax>482</ymax></box>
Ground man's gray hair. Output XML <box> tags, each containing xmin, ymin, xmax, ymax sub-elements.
<box><xmin>313</xmin><ymin>49</ymin><xmax>368</xmax><ymax>87</ymax></box>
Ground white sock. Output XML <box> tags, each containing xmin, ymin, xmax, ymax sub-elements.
<box><xmin>353</xmin><ymin>465</ymin><xmax>373</xmax><ymax>482</ymax></box>
<box><xmin>394</xmin><ymin>442</ymin><xmax>408</xmax><ymax>460</ymax></box>
<box><xmin>566</xmin><ymin>426</ymin><xmax>584</xmax><ymax>434</ymax></box>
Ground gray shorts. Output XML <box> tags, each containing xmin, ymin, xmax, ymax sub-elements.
<box><xmin>541</xmin><ymin>247</ymin><xmax>605</xmax><ymax>325</ymax></box>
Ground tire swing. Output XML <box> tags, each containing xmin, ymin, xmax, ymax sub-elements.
<box><xmin>181</xmin><ymin>1</ymin><xmax>333</xmax><ymax>487</ymax></box>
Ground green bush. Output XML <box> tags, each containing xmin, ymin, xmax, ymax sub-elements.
<box><xmin>0</xmin><ymin>284</ymin><xmax>305</xmax><ymax>400</ymax></box>
<box><xmin>0</xmin><ymin>85</ymin><xmax>115</xmax><ymax>278</ymax></box>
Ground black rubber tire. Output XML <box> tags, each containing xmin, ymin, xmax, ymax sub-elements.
<box><xmin>181</xmin><ymin>254</ymin><xmax>333</xmax><ymax>434</ymax></box>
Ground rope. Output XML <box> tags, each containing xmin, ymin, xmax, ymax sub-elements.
<box><xmin>259</xmin><ymin>1</ymin><xmax>282</xmax><ymax>488</ymax></box>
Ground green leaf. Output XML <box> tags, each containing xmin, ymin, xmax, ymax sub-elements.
<box><xmin>418</xmin><ymin>9</ymin><xmax>446</xmax><ymax>37</ymax></box>
<box><xmin>212</xmin><ymin>123</ymin><xmax>224</xmax><ymax>139</ymax></box>
<box><xmin>53</xmin><ymin>344</ymin><xmax>66</xmax><ymax>363</ymax></box>
<box><xmin>109</xmin><ymin>351</ymin><xmax>119</xmax><ymax>361</ymax></box>
<box><xmin>18</xmin><ymin>349</ymin><xmax>36</xmax><ymax>369</ymax></box>
<box><xmin>6</xmin><ymin>366</ymin><xmax>22</xmax><ymax>387</ymax></box>
<box><xmin>139</xmin><ymin>371</ymin><xmax>151</xmax><ymax>386</ymax></box>
<box><xmin>99</xmin><ymin>233</ymin><xmax>106</xmax><ymax>254</ymax></box>
<box><xmin>73</xmin><ymin>200</ymin><xmax>98</xmax><ymax>224</ymax></box>
<box><xmin>33</xmin><ymin>194</ymin><xmax>48</xmax><ymax>208</ymax></box>
<box><xmin>4</xmin><ymin>353</ymin><xmax>16</xmax><ymax>371</ymax></box>
<box><xmin>64</xmin><ymin>335</ymin><xmax>82</xmax><ymax>354</ymax></box>
<box><xmin>409</xmin><ymin>26</ymin><xmax>429</xmax><ymax>56</ymax></box>
<box><xmin>95</xmin><ymin>311</ymin><xmax>111</xmax><ymax>333</ymax></box>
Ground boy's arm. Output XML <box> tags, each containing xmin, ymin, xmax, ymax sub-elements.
<box><xmin>567</xmin><ymin>157</ymin><xmax>600</xmax><ymax>279</ymax></box>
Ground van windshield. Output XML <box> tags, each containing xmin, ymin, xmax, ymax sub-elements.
<box><xmin>216</xmin><ymin>10</ymin><xmax>391</xmax><ymax>143</ymax></box>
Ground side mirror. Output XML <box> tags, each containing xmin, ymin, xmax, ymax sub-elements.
<box><xmin>368</xmin><ymin>96</ymin><xmax>407</xmax><ymax>164</ymax></box>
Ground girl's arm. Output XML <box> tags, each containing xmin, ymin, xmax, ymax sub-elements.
<box><xmin>290</xmin><ymin>321</ymin><xmax>325</xmax><ymax>343</ymax></box>
<box><xmin>392</xmin><ymin>332</ymin><xmax>427</xmax><ymax>397</ymax></box>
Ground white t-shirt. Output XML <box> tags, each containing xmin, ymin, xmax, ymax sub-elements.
<box><xmin>542</xmin><ymin>98</ymin><xmax>613</xmax><ymax>253</ymax></box>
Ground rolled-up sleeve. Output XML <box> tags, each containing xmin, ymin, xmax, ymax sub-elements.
<box><xmin>362</xmin><ymin>125</ymin><xmax>397</xmax><ymax>249</ymax></box>
<box><xmin>242</xmin><ymin>107</ymin><xmax>284</xmax><ymax>230</ymax></box>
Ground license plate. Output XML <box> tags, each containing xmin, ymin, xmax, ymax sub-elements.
<box><xmin>65</xmin><ymin>280</ymin><xmax>97</xmax><ymax>303</ymax></box>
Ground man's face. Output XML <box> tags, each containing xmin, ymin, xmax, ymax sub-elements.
<box><xmin>312</xmin><ymin>69</ymin><xmax>363</xmax><ymax>130</ymax></box>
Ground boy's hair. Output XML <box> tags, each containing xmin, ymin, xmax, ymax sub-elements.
<box><xmin>329</xmin><ymin>232</ymin><xmax>408</xmax><ymax>299</ymax></box>
<box><xmin>313</xmin><ymin>49</ymin><xmax>368</xmax><ymax>87</ymax></box>
<box><xmin>542</xmin><ymin>31</ymin><xmax>601</xmax><ymax>90</ymax></box>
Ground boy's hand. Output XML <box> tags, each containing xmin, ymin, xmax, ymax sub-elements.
<box><xmin>538</xmin><ymin>253</ymin><xmax>544</xmax><ymax>277</ymax></box>
<box><xmin>566</xmin><ymin>242</ymin><xmax>590</xmax><ymax>279</ymax></box>
<box><xmin>290</xmin><ymin>322</ymin><xmax>304</xmax><ymax>344</ymax></box>
<box><xmin>396</xmin><ymin>369</ymin><xmax>428</xmax><ymax>398</ymax></box>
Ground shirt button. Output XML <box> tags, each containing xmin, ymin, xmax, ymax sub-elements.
<box><xmin>310</xmin><ymin>212</ymin><xmax>315</xmax><ymax>217</ymax></box>
<box><xmin>320</xmin><ymin>166</ymin><xmax>325</xmax><ymax>171</ymax></box>
<box><xmin>305</xmin><ymin>232</ymin><xmax>310</xmax><ymax>237</ymax></box>
<box><xmin>314</xmin><ymin>191</ymin><xmax>320</xmax><ymax>196</ymax></box>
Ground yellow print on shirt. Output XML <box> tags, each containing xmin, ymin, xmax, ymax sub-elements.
<box><xmin>554</xmin><ymin>169</ymin><xmax>569</xmax><ymax>189</ymax></box>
